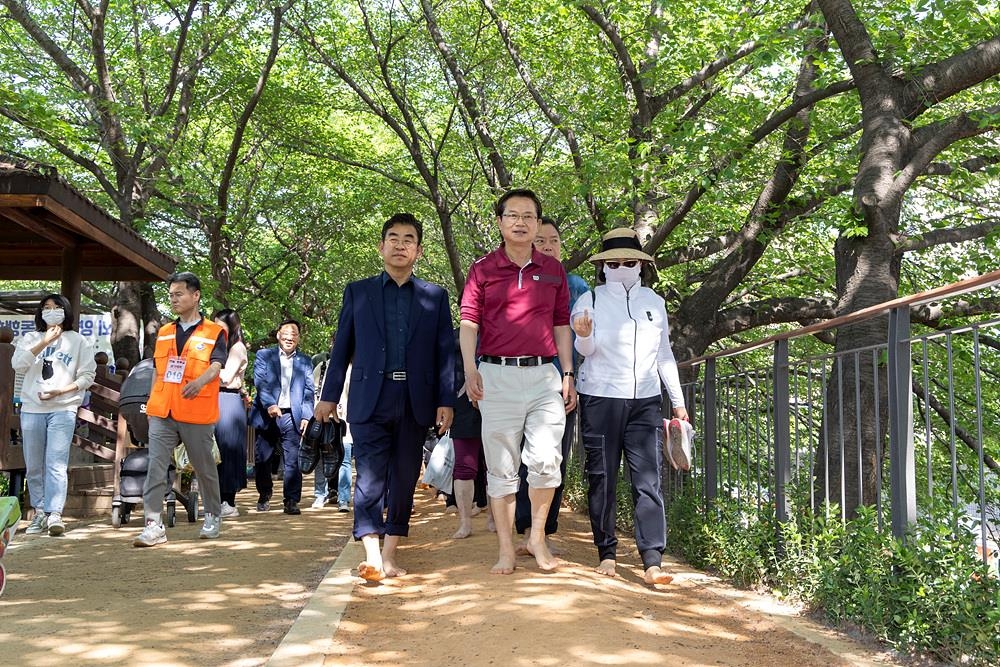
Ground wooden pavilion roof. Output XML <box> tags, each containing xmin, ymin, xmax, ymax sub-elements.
<box><xmin>0</xmin><ymin>160</ymin><xmax>176</xmax><ymax>282</ymax></box>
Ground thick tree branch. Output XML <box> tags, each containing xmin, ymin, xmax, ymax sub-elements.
<box><xmin>895</xmin><ymin>221</ymin><xmax>1000</xmax><ymax>255</ymax></box>
<box><xmin>886</xmin><ymin>106</ymin><xmax>1000</xmax><ymax>202</ymax></box>
<box><xmin>903</xmin><ymin>35</ymin><xmax>1000</xmax><ymax>114</ymax></box>
<box><xmin>911</xmin><ymin>297</ymin><xmax>1000</xmax><ymax>328</ymax></box>
<box><xmin>912</xmin><ymin>381</ymin><xmax>1000</xmax><ymax>474</ymax></box>
<box><xmin>211</xmin><ymin>0</ymin><xmax>295</xmax><ymax>300</ymax></box>
<box><xmin>923</xmin><ymin>154</ymin><xmax>1000</xmax><ymax>177</ymax></box>
<box><xmin>0</xmin><ymin>104</ymin><xmax>119</xmax><ymax>195</ymax></box>
<box><xmin>152</xmin><ymin>0</ymin><xmax>200</xmax><ymax>117</ymax></box>
<box><xmin>677</xmin><ymin>29</ymin><xmax>829</xmax><ymax>332</ymax></box>
<box><xmin>649</xmin><ymin>14</ymin><xmax>817</xmax><ymax>116</ymax></box>
<box><xmin>645</xmin><ymin>78</ymin><xmax>854</xmax><ymax>252</ymax></box>
<box><xmin>0</xmin><ymin>0</ymin><xmax>101</xmax><ymax>116</ymax></box>
<box><xmin>578</xmin><ymin>4</ymin><xmax>647</xmax><ymax>121</ymax></box>
<box><xmin>816</xmin><ymin>0</ymin><xmax>890</xmax><ymax>106</ymax></box>
<box><xmin>481</xmin><ymin>0</ymin><xmax>601</xmax><ymax>226</ymax></box>
<box><xmin>710</xmin><ymin>296</ymin><xmax>838</xmax><ymax>341</ymax></box>
<box><xmin>422</xmin><ymin>0</ymin><xmax>510</xmax><ymax>188</ymax></box>
<box><xmin>216</xmin><ymin>0</ymin><xmax>294</xmax><ymax>229</ymax></box>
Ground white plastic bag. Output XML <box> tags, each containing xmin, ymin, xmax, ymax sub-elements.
<box><xmin>421</xmin><ymin>431</ymin><xmax>455</xmax><ymax>494</ymax></box>
<box><xmin>174</xmin><ymin>438</ymin><xmax>222</xmax><ymax>473</ymax></box>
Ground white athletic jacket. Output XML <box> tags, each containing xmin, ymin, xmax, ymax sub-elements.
<box><xmin>571</xmin><ymin>281</ymin><xmax>685</xmax><ymax>408</ymax></box>
<box><xmin>12</xmin><ymin>329</ymin><xmax>96</xmax><ymax>414</ymax></box>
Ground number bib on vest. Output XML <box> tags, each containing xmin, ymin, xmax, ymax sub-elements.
<box><xmin>164</xmin><ymin>356</ymin><xmax>187</xmax><ymax>384</ymax></box>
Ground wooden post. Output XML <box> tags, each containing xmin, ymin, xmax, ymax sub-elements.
<box><xmin>60</xmin><ymin>245</ymin><xmax>81</xmax><ymax>325</ymax></box>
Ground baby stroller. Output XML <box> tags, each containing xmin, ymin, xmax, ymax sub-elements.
<box><xmin>0</xmin><ymin>496</ymin><xmax>20</xmax><ymax>597</ymax></box>
<box><xmin>112</xmin><ymin>359</ymin><xmax>198</xmax><ymax>528</ymax></box>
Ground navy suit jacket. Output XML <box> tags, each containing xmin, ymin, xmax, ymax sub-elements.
<box><xmin>250</xmin><ymin>347</ymin><xmax>315</xmax><ymax>429</ymax></box>
<box><xmin>321</xmin><ymin>274</ymin><xmax>454</xmax><ymax>427</ymax></box>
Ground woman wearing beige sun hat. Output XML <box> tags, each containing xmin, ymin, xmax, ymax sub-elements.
<box><xmin>570</xmin><ymin>227</ymin><xmax>689</xmax><ymax>585</ymax></box>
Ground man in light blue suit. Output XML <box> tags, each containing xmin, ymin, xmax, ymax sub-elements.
<box><xmin>316</xmin><ymin>213</ymin><xmax>454</xmax><ymax>581</ymax></box>
<box><xmin>250</xmin><ymin>319</ymin><xmax>314</xmax><ymax>515</ymax></box>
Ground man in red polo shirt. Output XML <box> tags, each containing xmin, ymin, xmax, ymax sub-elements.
<box><xmin>460</xmin><ymin>188</ymin><xmax>577</xmax><ymax>575</ymax></box>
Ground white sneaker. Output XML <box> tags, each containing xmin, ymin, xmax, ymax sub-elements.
<box><xmin>200</xmin><ymin>513</ymin><xmax>221</xmax><ymax>539</ymax></box>
<box><xmin>25</xmin><ymin>512</ymin><xmax>47</xmax><ymax>535</ymax></box>
<box><xmin>665</xmin><ymin>418</ymin><xmax>695</xmax><ymax>471</ymax></box>
<box><xmin>47</xmin><ymin>513</ymin><xmax>65</xmax><ymax>536</ymax></box>
<box><xmin>134</xmin><ymin>519</ymin><xmax>167</xmax><ymax>547</ymax></box>
<box><xmin>310</xmin><ymin>496</ymin><xmax>326</xmax><ymax>509</ymax></box>
<box><xmin>220</xmin><ymin>502</ymin><xmax>239</xmax><ymax>518</ymax></box>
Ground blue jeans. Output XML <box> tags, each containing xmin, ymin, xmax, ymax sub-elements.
<box><xmin>314</xmin><ymin>440</ymin><xmax>353</xmax><ymax>503</ymax></box>
<box><xmin>21</xmin><ymin>410</ymin><xmax>77</xmax><ymax>514</ymax></box>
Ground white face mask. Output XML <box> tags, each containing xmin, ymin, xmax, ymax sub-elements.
<box><xmin>41</xmin><ymin>309</ymin><xmax>65</xmax><ymax>326</ymax></box>
<box><xmin>603</xmin><ymin>264</ymin><xmax>642</xmax><ymax>286</ymax></box>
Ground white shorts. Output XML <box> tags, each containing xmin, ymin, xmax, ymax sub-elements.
<box><xmin>478</xmin><ymin>362</ymin><xmax>565</xmax><ymax>497</ymax></box>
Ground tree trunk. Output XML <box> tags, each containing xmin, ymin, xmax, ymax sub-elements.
<box><xmin>111</xmin><ymin>281</ymin><xmax>161</xmax><ymax>366</ymax></box>
<box><xmin>815</xmin><ymin>210</ymin><xmax>900</xmax><ymax>517</ymax></box>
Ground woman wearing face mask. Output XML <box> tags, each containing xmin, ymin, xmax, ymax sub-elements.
<box><xmin>571</xmin><ymin>228</ymin><xmax>689</xmax><ymax>585</ymax></box>
<box><xmin>12</xmin><ymin>294</ymin><xmax>96</xmax><ymax>536</ymax></box>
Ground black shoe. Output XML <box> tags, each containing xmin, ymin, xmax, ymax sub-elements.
<box><xmin>256</xmin><ymin>496</ymin><xmax>270</xmax><ymax>512</ymax></box>
<box><xmin>283</xmin><ymin>500</ymin><xmax>301</xmax><ymax>515</ymax></box>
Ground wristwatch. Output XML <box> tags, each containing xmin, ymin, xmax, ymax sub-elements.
<box><xmin>563</xmin><ymin>371</ymin><xmax>575</xmax><ymax>378</ymax></box>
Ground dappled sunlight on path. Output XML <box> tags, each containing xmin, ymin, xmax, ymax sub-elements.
<box><xmin>0</xmin><ymin>483</ymin><xmax>350</xmax><ymax>666</ymax></box>
<box><xmin>320</xmin><ymin>490</ymin><xmax>897</xmax><ymax>667</ymax></box>
<box><xmin>0</xmin><ymin>482</ymin><xmax>898</xmax><ymax>666</ymax></box>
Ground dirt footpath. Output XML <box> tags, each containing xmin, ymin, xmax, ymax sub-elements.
<box><xmin>322</xmin><ymin>491</ymin><xmax>898</xmax><ymax>667</ymax></box>
<box><xmin>1</xmin><ymin>486</ymin><xmax>899</xmax><ymax>667</ymax></box>
<box><xmin>0</xmin><ymin>489</ymin><xmax>349</xmax><ymax>667</ymax></box>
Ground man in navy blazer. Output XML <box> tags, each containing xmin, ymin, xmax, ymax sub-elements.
<box><xmin>316</xmin><ymin>213</ymin><xmax>454</xmax><ymax>581</ymax></box>
<box><xmin>250</xmin><ymin>319</ymin><xmax>314</xmax><ymax>515</ymax></box>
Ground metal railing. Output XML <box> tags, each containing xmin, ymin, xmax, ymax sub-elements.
<box><xmin>668</xmin><ymin>270</ymin><xmax>1000</xmax><ymax>573</ymax></box>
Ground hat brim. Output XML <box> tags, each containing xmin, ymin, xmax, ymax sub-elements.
<box><xmin>589</xmin><ymin>247</ymin><xmax>655</xmax><ymax>263</ymax></box>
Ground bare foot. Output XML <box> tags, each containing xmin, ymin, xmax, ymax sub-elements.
<box><xmin>525</xmin><ymin>537</ymin><xmax>559</xmax><ymax>571</ymax></box>
<box><xmin>643</xmin><ymin>565</ymin><xmax>673</xmax><ymax>585</ymax></box>
<box><xmin>452</xmin><ymin>524</ymin><xmax>472</xmax><ymax>539</ymax></box>
<box><xmin>515</xmin><ymin>537</ymin><xmax>562</xmax><ymax>556</ymax></box>
<box><xmin>491</xmin><ymin>553</ymin><xmax>516</xmax><ymax>575</ymax></box>
<box><xmin>358</xmin><ymin>561</ymin><xmax>386</xmax><ymax>582</ymax></box>
<box><xmin>485</xmin><ymin>515</ymin><xmax>496</xmax><ymax>533</ymax></box>
<box><xmin>382</xmin><ymin>560</ymin><xmax>408</xmax><ymax>578</ymax></box>
<box><xmin>595</xmin><ymin>558</ymin><xmax>617</xmax><ymax>577</ymax></box>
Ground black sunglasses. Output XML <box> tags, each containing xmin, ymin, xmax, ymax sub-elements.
<box><xmin>605</xmin><ymin>260</ymin><xmax>640</xmax><ymax>269</ymax></box>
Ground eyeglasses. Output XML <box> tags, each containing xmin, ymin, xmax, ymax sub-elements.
<box><xmin>605</xmin><ymin>260</ymin><xmax>640</xmax><ymax>269</ymax></box>
<box><xmin>385</xmin><ymin>237</ymin><xmax>418</xmax><ymax>248</ymax></box>
<box><xmin>501</xmin><ymin>212</ymin><xmax>538</xmax><ymax>223</ymax></box>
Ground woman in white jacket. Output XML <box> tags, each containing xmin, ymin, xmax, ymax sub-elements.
<box><xmin>12</xmin><ymin>294</ymin><xmax>95</xmax><ymax>536</ymax></box>
<box><xmin>571</xmin><ymin>229</ymin><xmax>688</xmax><ymax>585</ymax></box>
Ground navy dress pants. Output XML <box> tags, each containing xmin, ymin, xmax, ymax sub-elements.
<box><xmin>580</xmin><ymin>394</ymin><xmax>666</xmax><ymax>570</ymax></box>
<box><xmin>350</xmin><ymin>380</ymin><xmax>426</xmax><ymax>539</ymax></box>
<box><xmin>254</xmin><ymin>413</ymin><xmax>303</xmax><ymax>503</ymax></box>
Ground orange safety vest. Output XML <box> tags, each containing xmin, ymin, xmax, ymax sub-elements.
<box><xmin>145</xmin><ymin>319</ymin><xmax>225</xmax><ymax>425</ymax></box>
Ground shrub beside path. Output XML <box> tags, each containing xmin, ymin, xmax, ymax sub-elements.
<box><xmin>1</xmin><ymin>485</ymin><xmax>900</xmax><ymax>666</ymax></box>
